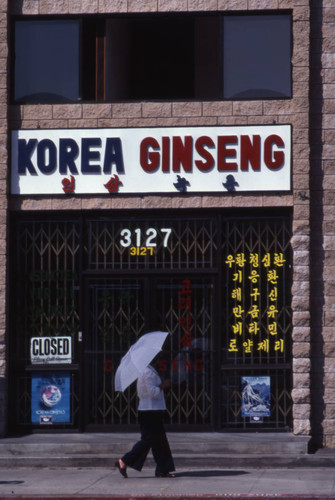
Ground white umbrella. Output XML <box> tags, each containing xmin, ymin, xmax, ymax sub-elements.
<box><xmin>114</xmin><ymin>331</ymin><xmax>169</xmax><ymax>392</ymax></box>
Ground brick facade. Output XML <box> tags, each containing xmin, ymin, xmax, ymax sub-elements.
<box><xmin>1</xmin><ymin>0</ymin><xmax>332</xmax><ymax>447</ymax></box>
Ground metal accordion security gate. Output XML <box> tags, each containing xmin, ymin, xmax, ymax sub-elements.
<box><xmin>221</xmin><ymin>217</ymin><xmax>292</xmax><ymax>429</ymax></box>
<box><xmin>11</xmin><ymin>211</ymin><xmax>292</xmax><ymax>431</ymax></box>
<box><xmin>85</xmin><ymin>276</ymin><xmax>214</xmax><ymax>429</ymax></box>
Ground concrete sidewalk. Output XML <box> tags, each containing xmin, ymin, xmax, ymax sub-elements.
<box><xmin>0</xmin><ymin>432</ymin><xmax>314</xmax><ymax>468</ymax></box>
<box><xmin>0</xmin><ymin>466</ymin><xmax>335</xmax><ymax>499</ymax></box>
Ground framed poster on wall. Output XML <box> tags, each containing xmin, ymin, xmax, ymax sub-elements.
<box><xmin>241</xmin><ymin>376</ymin><xmax>271</xmax><ymax>421</ymax></box>
<box><xmin>31</xmin><ymin>372</ymin><xmax>71</xmax><ymax>424</ymax></box>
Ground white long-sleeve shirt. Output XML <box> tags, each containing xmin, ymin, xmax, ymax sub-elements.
<box><xmin>137</xmin><ymin>365</ymin><xmax>166</xmax><ymax>411</ymax></box>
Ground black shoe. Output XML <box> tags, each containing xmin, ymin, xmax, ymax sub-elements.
<box><xmin>115</xmin><ymin>460</ymin><xmax>128</xmax><ymax>478</ymax></box>
<box><xmin>155</xmin><ymin>471</ymin><xmax>176</xmax><ymax>478</ymax></box>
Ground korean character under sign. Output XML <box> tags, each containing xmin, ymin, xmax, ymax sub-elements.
<box><xmin>249</xmin><ymin>253</ymin><xmax>259</xmax><ymax>268</ymax></box>
<box><xmin>250</xmin><ymin>288</ymin><xmax>260</xmax><ymax>301</ymax></box>
<box><xmin>267</xmin><ymin>269</ymin><xmax>279</xmax><ymax>285</ymax></box>
<box><xmin>274</xmin><ymin>253</ymin><xmax>286</xmax><ymax>267</ymax></box>
<box><xmin>178</xmin><ymin>294</ymin><xmax>192</xmax><ymax>310</ymax></box>
<box><xmin>233</xmin><ymin>305</ymin><xmax>244</xmax><ymax>318</ymax></box>
<box><xmin>180</xmin><ymin>331</ymin><xmax>193</xmax><ymax>348</ymax></box>
<box><xmin>228</xmin><ymin>339</ymin><xmax>239</xmax><ymax>352</ymax></box>
<box><xmin>232</xmin><ymin>270</ymin><xmax>243</xmax><ymax>283</ymax></box>
<box><xmin>104</xmin><ymin>174</ymin><xmax>123</xmax><ymax>193</ymax></box>
<box><xmin>248</xmin><ymin>270</ymin><xmax>260</xmax><ymax>283</ymax></box>
<box><xmin>268</xmin><ymin>322</ymin><xmax>278</xmax><ymax>336</ymax></box>
<box><xmin>248</xmin><ymin>321</ymin><xmax>260</xmax><ymax>335</ymax></box>
<box><xmin>262</xmin><ymin>253</ymin><xmax>271</xmax><ymax>268</ymax></box>
<box><xmin>257</xmin><ymin>339</ymin><xmax>269</xmax><ymax>352</ymax></box>
<box><xmin>243</xmin><ymin>339</ymin><xmax>253</xmax><ymax>353</ymax></box>
<box><xmin>267</xmin><ymin>305</ymin><xmax>278</xmax><ymax>319</ymax></box>
<box><xmin>225</xmin><ymin>255</ymin><xmax>235</xmax><ymax>268</ymax></box>
<box><xmin>235</xmin><ymin>253</ymin><xmax>246</xmax><ymax>268</ymax></box>
<box><xmin>268</xmin><ymin>287</ymin><xmax>278</xmax><ymax>302</ymax></box>
<box><xmin>232</xmin><ymin>322</ymin><xmax>243</xmax><ymax>335</ymax></box>
<box><xmin>248</xmin><ymin>305</ymin><xmax>260</xmax><ymax>319</ymax></box>
<box><xmin>232</xmin><ymin>287</ymin><xmax>242</xmax><ymax>301</ymax></box>
<box><xmin>178</xmin><ymin>279</ymin><xmax>192</xmax><ymax>295</ymax></box>
<box><xmin>274</xmin><ymin>339</ymin><xmax>284</xmax><ymax>352</ymax></box>
<box><xmin>179</xmin><ymin>314</ymin><xmax>192</xmax><ymax>329</ymax></box>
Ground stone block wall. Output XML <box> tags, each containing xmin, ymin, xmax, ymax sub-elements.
<box><xmin>0</xmin><ymin>0</ymin><xmax>8</xmax><ymax>436</ymax></box>
<box><xmin>5</xmin><ymin>0</ymin><xmax>313</xmax><ymax>440</ymax></box>
<box><xmin>310</xmin><ymin>0</ymin><xmax>335</xmax><ymax>448</ymax></box>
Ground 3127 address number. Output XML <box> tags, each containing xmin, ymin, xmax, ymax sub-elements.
<box><xmin>120</xmin><ymin>228</ymin><xmax>172</xmax><ymax>255</ymax></box>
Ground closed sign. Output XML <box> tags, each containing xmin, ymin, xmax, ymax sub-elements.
<box><xmin>30</xmin><ymin>337</ymin><xmax>72</xmax><ymax>364</ymax></box>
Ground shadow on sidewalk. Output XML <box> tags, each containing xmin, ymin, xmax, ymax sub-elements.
<box><xmin>0</xmin><ymin>481</ymin><xmax>24</xmax><ymax>485</ymax></box>
<box><xmin>175</xmin><ymin>470</ymin><xmax>249</xmax><ymax>478</ymax></box>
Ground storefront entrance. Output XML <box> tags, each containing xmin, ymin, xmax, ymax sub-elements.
<box><xmin>84</xmin><ymin>276</ymin><xmax>215</xmax><ymax>429</ymax></box>
<box><xmin>10</xmin><ymin>210</ymin><xmax>293</xmax><ymax>432</ymax></box>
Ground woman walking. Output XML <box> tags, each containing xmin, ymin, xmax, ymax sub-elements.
<box><xmin>115</xmin><ymin>355</ymin><xmax>175</xmax><ymax>478</ymax></box>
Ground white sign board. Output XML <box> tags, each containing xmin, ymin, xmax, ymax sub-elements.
<box><xmin>11</xmin><ymin>125</ymin><xmax>291</xmax><ymax>195</ymax></box>
<box><xmin>30</xmin><ymin>336</ymin><xmax>72</xmax><ymax>364</ymax></box>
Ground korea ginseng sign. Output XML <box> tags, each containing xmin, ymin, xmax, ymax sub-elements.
<box><xmin>11</xmin><ymin>125</ymin><xmax>291</xmax><ymax>195</ymax></box>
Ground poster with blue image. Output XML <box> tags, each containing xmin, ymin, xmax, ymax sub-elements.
<box><xmin>31</xmin><ymin>372</ymin><xmax>71</xmax><ymax>424</ymax></box>
<box><xmin>241</xmin><ymin>376</ymin><xmax>271</xmax><ymax>418</ymax></box>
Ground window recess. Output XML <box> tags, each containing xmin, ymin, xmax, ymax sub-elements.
<box><xmin>13</xmin><ymin>13</ymin><xmax>292</xmax><ymax>104</ymax></box>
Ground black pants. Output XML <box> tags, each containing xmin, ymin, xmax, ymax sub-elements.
<box><xmin>122</xmin><ymin>410</ymin><xmax>175</xmax><ymax>473</ymax></box>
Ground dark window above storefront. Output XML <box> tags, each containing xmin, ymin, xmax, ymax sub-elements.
<box><xmin>12</xmin><ymin>12</ymin><xmax>292</xmax><ymax>104</ymax></box>
<box><xmin>14</xmin><ymin>20</ymin><xmax>80</xmax><ymax>103</ymax></box>
<box><xmin>223</xmin><ymin>15</ymin><xmax>292</xmax><ymax>99</ymax></box>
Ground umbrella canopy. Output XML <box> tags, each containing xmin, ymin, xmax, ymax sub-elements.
<box><xmin>114</xmin><ymin>331</ymin><xmax>169</xmax><ymax>392</ymax></box>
